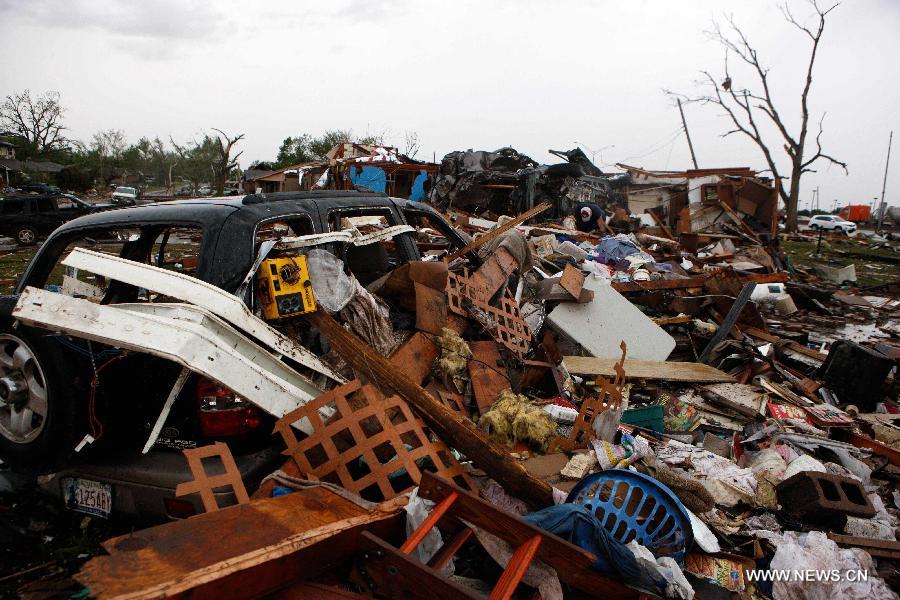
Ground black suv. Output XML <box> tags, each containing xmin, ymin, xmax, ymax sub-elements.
<box><xmin>0</xmin><ymin>193</ymin><xmax>96</xmax><ymax>245</ymax></box>
<box><xmin>0</xmin><ymin>191</ymin><xmax>468</xmax><ymax>520</ymax></box>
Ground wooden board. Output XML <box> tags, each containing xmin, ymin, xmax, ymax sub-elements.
<box><xmin>80</xmin><ymin>486</ymin><xmax>388</xmax><ymax>598</ymax></box>
<box><xmin>562</xmin><ymin>356</ymin><xmax>736</xmax><ymax>383</ymax></box>
<box><xmin>468</xmin><ymin>340</ymin><xmax>509</xmax><ymax>412</ymax></box>
<box><xmin>612</xmin><ymin>272</ymin><xmax>788</xmax><ymax>294</ymax></box>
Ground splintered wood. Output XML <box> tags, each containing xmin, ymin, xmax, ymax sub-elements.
<box><xmin>175</xmin><ymin>442</ymin><xmax>250</xmax><ymax>513</ymax></box>
<box><xmin>274</xmin><ymin>379</ymin><xmax>472</xmax><ymax>501</ymax></box>
<box><xmin>556</xmin><ymin>342</ymin><xmax>628</xmax><ymax>450</ymax></box>
<box><xmin>446</xmin><ymin>268</ymin><xmax>532</xmax><ymax>357</ymax></box>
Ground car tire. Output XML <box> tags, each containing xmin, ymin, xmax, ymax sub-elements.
<box><xmin>810</xmin><ymin>224</ymin><xmax>819</xmax><ymax>230</ymax></box>
<box><xmin>0</xmin><ymin>327</ymin><xmax>86</xmax><ymax>473</ymax></box>
<box><xmin>15</xmin><ymin>226</ymin><xmax>38</xmax><ymax>246</ymax></box>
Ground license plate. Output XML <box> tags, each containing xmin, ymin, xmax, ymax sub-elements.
<box><xmin>62</xmin><ymin>477</ymin><xmax>112</xmax><ymax>518</ymax></box>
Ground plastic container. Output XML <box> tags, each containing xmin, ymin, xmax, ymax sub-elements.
<box><xmin>620</xmin><ymin>405</ymin><xmax>664</xmax><ymax>432</ymax></box>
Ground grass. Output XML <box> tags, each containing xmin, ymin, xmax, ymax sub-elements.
<box><xmin>0</xmin><ymin>246</ymin><xmax>38</xmax><ymax>295</ymax></box>
<box><xmin>782</xmin><ymin>236</ymin><xmax>900</xmax><ymax>287</ymax></box>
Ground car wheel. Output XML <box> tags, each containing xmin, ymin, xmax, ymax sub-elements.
<box><xmin>810</xmin><ymin>224</ymin><xmax>820</xmax><ymax>230</ymax></box>
<box><xmin>0</xmin><ymin>330</ymin><xmax>83</xmax><ymax>472</ymax></box>
<box><xmin>15</xmin><ymin>226</ymin><xmax>38</xmax><ymax>246</ymax></box>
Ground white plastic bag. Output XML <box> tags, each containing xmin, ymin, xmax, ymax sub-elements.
<box><xmin>305</xmin><ymin>249</ymin><xmax>356</xmax><ymax>313</ymax></box>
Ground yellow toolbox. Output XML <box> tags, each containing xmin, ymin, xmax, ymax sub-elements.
<box><xmin>257</xmin><ymin>256</ymin><xmax>316</xmax><ymax>320</ymax></box>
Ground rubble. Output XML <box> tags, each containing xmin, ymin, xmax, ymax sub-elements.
<box><xmin>3</xmin><ymin>167</ymin><xmax>899</xmax><ymax>599</ymax></box>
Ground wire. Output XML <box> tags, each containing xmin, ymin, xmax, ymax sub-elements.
<box><xmin>87</xmin><ymin>354</ymin><xmax>130</xmax><ymax>441</ymax></box>
<box><xmin>618</xmin><ymin>127</ymin><xmax>686</xmax><ymax>163</ymax></box>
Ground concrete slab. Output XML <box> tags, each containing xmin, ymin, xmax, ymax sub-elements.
<box><xmin>547</xmin><ymin>276</ymin><xmax>675</xmax><ymax>361</ymax></box>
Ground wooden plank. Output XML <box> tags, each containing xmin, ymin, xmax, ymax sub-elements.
<box><xmin>468</xmin><ymin>341</ymin><xmax>509</xmax><ymax>412</ymax></box>
<box><xmin>827</xmin><ymin>534</ymin><xmax>900</xmax><ymax>559</ymax></box>
<box><xmin>80</xmin><ymin>487</ymin><xmax>395</xmax><ymax>598</ymax></box>
<box><xmin>558</xmin><ymin>263</ymin><xmax>586</xmax><ymax>300</ymax></box>
<box><xmin>647</xmin><ymin>208</ymin><xmax>675</xmax><ymax>240</ymax></box>
<box><xmin>562</xmin><ymin>356</ymin><xmax>735</xmax><ymax>383</ymax></box>
<box><xmin>742</xmin><ymin>326</ymin><xmax>827</xmax><ymax>362</ymax></box>
<box><xmin>719</xmin><ymin>201</ymin><xmax>763</xmax><ymax>244</ymax></box>
<box><xmin>612</xmin><ymin>271</ymin><xmax>788</xmax><ymax>294</ymax></box>
<box><xmin>446</xmin><ymin>202</ymin><xmax>551</xmax><ymax>261</ymax></box>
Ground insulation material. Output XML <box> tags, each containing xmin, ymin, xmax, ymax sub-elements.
<box><xmin>477</xmin><ymin>389</ymin><xmax>557</xmax><ymax>452</ymax></box>
<box><xmin>547</xmin><ymin>277</ymin><xmax>675</xmax><ymax>360</ymax></box>
<box><xmin>434</xmin><ymin>328</ymin><xmax>472</xmax><ymax>394</ymax></box>
<box><xmin>560</xmin><ymin>452</ymin><xmax>598</xmax><ymax>480</ymax></box>
<box><xmin>273</xmin><ymin>379</ymin><xmax>472</xmax><ymax>501</ymax></box>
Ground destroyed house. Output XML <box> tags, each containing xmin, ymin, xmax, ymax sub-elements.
<box><xmin>243</xmin><ymin>143</ymin><xmax>438</xmax><ymax>201</ymax></box>
<box><xmin>618</xmin><ymin>164</ymin><xmax>779</xmax><ymax>247</ymax></box>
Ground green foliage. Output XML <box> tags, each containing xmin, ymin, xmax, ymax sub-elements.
<box><xmin>273</xmin><ymin>129</ymin><xmax>385</xmax><ymax>168</ymax></box>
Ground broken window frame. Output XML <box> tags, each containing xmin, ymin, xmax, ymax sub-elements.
<box><xmin>17</xmin><ymin>221</ymin><xmax>209</xmax><ymax>297</ymax></box>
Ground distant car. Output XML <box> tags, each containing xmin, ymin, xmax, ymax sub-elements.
<box><xmin>808</xmin><ymin>215</ymin><xmax>856</xmax><ymax>233</ymax></box>
<box><xmin>17</xmin><ymin>183</ymin><xmax>60</xmax><ymax>195</ymax></box>
<box><xmin>0</xmin><ymin>193</ymin><xmax>96</xmax><ymax>245</ymax></box>
<box><xmin>111</xmin><ymin>186</ymin><xmax>139</xmax><ymax>205</ymax></box>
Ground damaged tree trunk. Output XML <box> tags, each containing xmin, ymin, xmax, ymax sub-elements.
<box><xmin>308</xmin><ymin>311</ymin><xmax>555</xmax><ymax>509</ymax></box>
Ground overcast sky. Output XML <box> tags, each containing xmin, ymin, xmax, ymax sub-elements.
<box><xmin>1</xmin><ymin>0</ymin><xmax>897</xmax><ymax>209</ymax></box>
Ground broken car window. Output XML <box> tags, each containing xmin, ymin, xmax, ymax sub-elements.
<box><xmin>327</xmin><ymin>208</ymin><xmax>408</xmax><ymax>285</ymax></box>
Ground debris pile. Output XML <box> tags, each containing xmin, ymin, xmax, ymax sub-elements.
<box><xmin>4</xmin><ymin>187</ymin><xmax>900</xmax><ymax>599</ymax></box>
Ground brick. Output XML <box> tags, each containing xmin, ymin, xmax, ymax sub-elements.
<box><xmin>776</xmin><ymin>471</ymin><xmax>875</xmax><ymax>520</ymax></box>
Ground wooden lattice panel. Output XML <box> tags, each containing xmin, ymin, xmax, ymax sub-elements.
<box><xmin>556</xmin><ymin>342</ymin><xmax>628</xmax><ymax>450</ymax></box>
<box><xmin>446</xmin><ymin>268</ymin><xmax>532</xmax><ymax>356</ymax></box>
<box><xmin>175</xmin><ymin>442</ymin><xmax>250</xmax><ymax>513</ymax></box>
<box><xmin>273</xmin><ymin>380</ymin><xmax>472</xmax><ymax>500</ymax></box>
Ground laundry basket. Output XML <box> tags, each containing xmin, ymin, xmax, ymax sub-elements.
<box><xmin>565</xmin><ymin>469</ymin><xmax>693</xmax><ymax>564</ymax></box>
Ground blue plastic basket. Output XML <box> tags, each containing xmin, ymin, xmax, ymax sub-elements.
<box><xmin>565</xmin><ymin>469</ymin><xmax>693</xmax><ymax>564</ymax></box>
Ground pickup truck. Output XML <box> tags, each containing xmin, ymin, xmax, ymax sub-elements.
<box><xmin>0</xmin><ymin>191</ymin><xmax>469</xmax><ymax>520</ymax></box>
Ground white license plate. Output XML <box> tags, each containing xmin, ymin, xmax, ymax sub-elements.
<box><xmin>62</xmin><ymin>477</ymin><xmax>112</xmax><ymax>518</ymax></box>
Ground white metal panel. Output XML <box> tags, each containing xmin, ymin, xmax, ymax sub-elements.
<box><xmin>13</xmin><ymin>288</ymin><xmax>320</xmax><ymax>433</ymax></box>
<box><xmin>61</xmin><ymin>248</ymin><xmax>344</xmax><ymax>383</ymax></box>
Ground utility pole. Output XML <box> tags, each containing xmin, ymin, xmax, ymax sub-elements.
<box><xmin>677</xmin><ymin>98</ymin><xmax>699</xmax><ymax>169</ymax></box>
<box><xmin>877</xmin><ymin>130</ymin><xmax>893</xmax><ymax>229</ymax></box>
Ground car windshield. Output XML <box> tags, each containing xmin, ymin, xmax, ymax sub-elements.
<box><xmin>114</xmin><ymin>187</ymin><xmax>136</xmax><ymax>195</ymax></box>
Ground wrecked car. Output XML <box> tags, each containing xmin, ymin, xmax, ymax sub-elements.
<box><xmin>0</xmin><ymin>193</ymin><xmax>97</xmax><ymax>245</ymax></box>
<box><xmin>0</xmin><ymin>191</ymin><xmax>469</xmax><ymax>519</ymax></box>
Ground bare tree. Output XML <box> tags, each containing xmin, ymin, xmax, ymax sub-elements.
<box><xmin>210</xmin><ymin>128</ymin><xmax>244</xmax><ymax>196</ymax></box>
<box><xmin>0</xmin><ymin>89</ymin><xmax>69</xmax><ymax>155</ymax></box>
<box><xmin>403</xmin><ymin>131</ymin><xmax>421</xmax><ymax>159</ymax></box>
<box><xmin>667</xmin><ymin>1</ymin><xmax>846</xmax><ymax>232</ymax></box>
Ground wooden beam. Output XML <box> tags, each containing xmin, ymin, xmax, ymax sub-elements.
<box><xmin>446</xmin><ymin>202</ymin><xmax>551</xmax><ymax>261</ymax></box>
<box><xmin>742</xmin><ymin>326</ymin><xmax>827</xmax><ymax>362</ymax></box>
<box><xmin>646</xmin><ymin>208</ymin><xmax>675</xmax><ymax>240</ymax></box>
<box><xmin>562</xmin><ymin>356</ymin><xmax>735</xmax><ymax>383</ymax></box>
<box><xmin>611</xmin><ymin>271</ymin><xmax>787</xmax><ymax>294</ymax></box>
<box><xmin>307</xmin><ymin>311</ymin><xmax>555</xmax><ymax>509</ymax></box>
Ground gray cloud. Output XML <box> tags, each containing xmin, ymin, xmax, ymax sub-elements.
<box><xmin>0</xmin><ymin>0</ymin><xmax>225</xmax><ymax>58</ymax></box>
